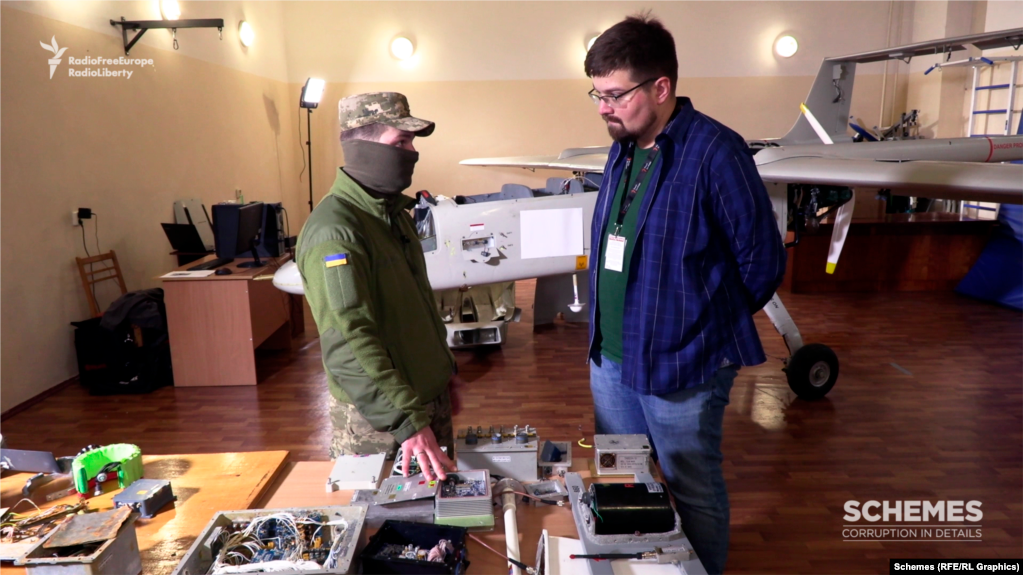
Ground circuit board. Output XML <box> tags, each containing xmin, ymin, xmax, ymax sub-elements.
<box><xmin>200</xmin><ymin>512</ymin><xmax>352</xmax><ymax>574</ymax></box>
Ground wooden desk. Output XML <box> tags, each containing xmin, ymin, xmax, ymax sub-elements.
<box><xmin>163</xmin><ymin>255</ymin><xmax>299</xmax><ymax>386</ymax></box>
<box><xmin>258</xmin><ymin>458</ymin><xmax>643</xmax><ymax>574</ymax></box>
<box><xmin>0</xmin><ymin>451</ymin><xmax>288</xmax><ymax>575</ymax></box>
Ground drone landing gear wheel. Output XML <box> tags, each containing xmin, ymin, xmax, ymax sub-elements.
<box><xmin>785</xmin><ymin>343</ymin><xmax>839</xmax><ymax>400</ymax></box>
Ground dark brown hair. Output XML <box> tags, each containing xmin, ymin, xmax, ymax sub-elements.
<box><xmin>584</xmin><ymin>14</ymin><xmax>678</xmax><ymax>91</ymax></box>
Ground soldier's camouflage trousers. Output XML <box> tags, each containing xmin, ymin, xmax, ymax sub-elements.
<box><xmin>328</xmin><ymin>391</ymin><xmax>454</xmax><ymax>460</ymax></box>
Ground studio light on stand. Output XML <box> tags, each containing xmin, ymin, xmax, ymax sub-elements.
<box><xmin>300</xmin><ymin>77</ymin><xmax>325</xmax><ymax>212</ymax></box>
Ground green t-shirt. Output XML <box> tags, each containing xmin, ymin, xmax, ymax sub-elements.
<box><xmin>597</xmin><ymin>146</ymin><xmax>654</xmax><ymax>362</ymax></box>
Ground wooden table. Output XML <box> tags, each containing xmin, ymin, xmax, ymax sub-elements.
<box><xmin>0</xmin><ymin>451</ymin><xmax>288</xmax><ymax>575</ymax></box>
<box><xmin>258</xmin><ymin>458</ymin><xmax>644</xmax><ymax>574</ymax></box>
<box><xmin>162</xmin><ymin>255</ymin><xmax>299</xmax><ymax>387</ymax></box>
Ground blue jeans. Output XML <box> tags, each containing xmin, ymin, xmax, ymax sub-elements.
<box><xmin>590</xmin><ymin>355</ymin><xmax>737</xmax><ymax>575</ymax></box>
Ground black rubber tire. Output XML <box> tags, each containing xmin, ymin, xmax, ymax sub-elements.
<box><xmin>785</xmin><ymin>343</ymin><xmax>839</xmax><ymax>400</ymax></box>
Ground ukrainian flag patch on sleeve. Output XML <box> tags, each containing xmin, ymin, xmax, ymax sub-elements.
<box><xmin>324</xmin><ymin>253</ymin><xmax>348</xmax><ymax>268</ymax></box>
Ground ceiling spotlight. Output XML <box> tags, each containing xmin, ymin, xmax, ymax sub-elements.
<box><xmin>587</xmin><ymin>34</ymin><xmax>600</xmax><ymax>51</ymax></box>
<box><xmin>239</xmin><ymin>21</ymin><xmax>255</xmax><ymax>47</ymax></box>
<box><xmin>160</xmin><ymin>0</ymin><xmax>181</xmax><ymax>20</ymax></box>
<box><xmin>391</xmin><ymin>36</ymin><xmax>415</xmax><ymax>60</ymax></box>
<box><xmin>775</xmin><ymin>35</ymin><xmax>798</xmax><ymax>58</ymax></box>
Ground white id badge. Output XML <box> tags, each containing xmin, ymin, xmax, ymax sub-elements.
<box><xmin>605</xmin><ymin>235</ymin><xmax>626</xmax><ymax>272</ymax></box>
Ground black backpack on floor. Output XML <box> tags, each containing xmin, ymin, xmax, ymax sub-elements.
<box><xmin>71</xmin><ymin>288</ymin><xmax>173</xmax><ymax>395</ymax></box>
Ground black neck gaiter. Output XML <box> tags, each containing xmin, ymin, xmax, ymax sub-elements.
<box><xmin>341</xmin><ymin>139</ymin><xmax>419</xmax><ymax>195</ymax></box>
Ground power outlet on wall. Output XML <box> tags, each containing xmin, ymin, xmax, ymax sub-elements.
<box><xmin>71</xmin><ymin>208</ymin><xmax>93</xmax><ymax>227</ymax></box>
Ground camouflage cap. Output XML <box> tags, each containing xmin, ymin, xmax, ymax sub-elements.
<box><xmin>337</xmin><ymin>92</ymin><xmax>435</xmax><ymax>137</ymax></box>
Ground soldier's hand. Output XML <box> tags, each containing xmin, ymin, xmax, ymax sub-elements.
<box><xmin>401</xmin><ymin>427</ymin><xmax>455</xmax><ymax>481</ymax></box>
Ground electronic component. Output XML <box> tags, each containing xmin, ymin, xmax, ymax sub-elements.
<box><xmin>0</xmin><ymin>502</ymin><xmax>88</xmax><ymax>561</ymax></box>
<box><xmin>589</xmin><ymin>483</ymin><xmax>675</xmax><ymax>535</ymax></box>
<box><xmin>352</xmin><ymin>489</ymin><xmax>435</xmax><ymax>529</ymax></box>
<box><xmin>564</xmin><ymin>472</ymin><xmax>706</xmax><ymax>575</ymax></box>
<box><xmin>434</xmin><ymin>470</ymin><xmax>495</xmax><ymax>530</ymax></box>
<box><xmin>17</xmin><ymin>512</ymin><xmax>142</xmax><ymax>575</ymax></box>
<box><xmin>360</xmin><ymin>520</ymin><xmax>469</xmax><ymax>574</ymax></box>
<box><xmin>456</xmin><ymin>425</ymin><xmax>539</xmax><ymax>481</ymax></box>
<box><xmin>390</xmin><ymin>445</ymin><xmax>447</xmax><ymax>477</ymax></box>
<box><xmin>523</xmin><ymin>480</ymin><xmax>569</xmax><ymax>507</ymax></box>
<box><xmin>371</xmin><ymin>474</ymin><xmax>440</xmax><ymax>506</ymax></box>
<box><xmin>170</xmin><ymin>506</ymin><xmax>367</xmax><ymax>575</ymax></box>
<box><xmin>539</xmin><ymin>440</ymin><xmax>572</xmax><ymax>478</ymax></box>
<box><xmin>594</xmin><ymin>434</ymin><xmax>651</xmax><ymax>477</ymax></box>
<box><xmin>113</xmin><ymin>479</ymin><xmax>176</xmax><ymax>518</ymax></box>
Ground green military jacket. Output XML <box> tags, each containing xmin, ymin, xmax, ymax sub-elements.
<box><xmin>297</xmin><ymin>168</ymin><xmax>456</xmax><ymax>444</ymax></box>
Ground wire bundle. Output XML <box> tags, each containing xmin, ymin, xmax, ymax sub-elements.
<box><xmin>207</xmin><ymin>513</ymin><xmax>350</xmax><ymax>575</ymax></box>
<box><xmin>0</xmin><ymin>500</ymin><xmax>86</xmax><ymax>545</ymax></box>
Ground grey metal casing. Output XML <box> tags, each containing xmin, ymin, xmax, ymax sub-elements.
<box><xmin>594</xmin><ymin>434</ymin><xmax>652</xmax><ymax>477</ymax></box>
<box><xmin>565</xmin><ymin>473</ymin><xmax>705</xmax><ymax>575</ymax></box>
<box><xmin>435</xmin><ymin>469</ymin><xmax>493</xmax><ymax>519</ymax></box>
<box><xmin>170</xmin><ymin>505</ymin><xmax>367</xmax><ymax>575</ymax></box>
<box><xmin>456</xmin><ymin>435</ymin><xmax>539</xmax><ymax>482</ymax></box>
<box><xmin>539</xmin><ymin>440</ymin><xmax>572</xmax><ymax>478</ymax></box>
<box><xmin>18</xmin><ymin>514</ymin><xmax>141</xmax><ymax>575</ymax></box>
<box><xmin>351</xmin><ymin>490</ymin><xmax>435</xmax><ymax>529</ymax></box>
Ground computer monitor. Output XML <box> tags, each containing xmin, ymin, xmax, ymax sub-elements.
<box><xmin>235</xmin><ymin>202</ymin><xmax>265</xmax><ymax>268</ymax></box>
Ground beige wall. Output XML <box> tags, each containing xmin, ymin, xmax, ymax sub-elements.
<box><xmin>6</xmin><ymin>1</ymin><xmax>292</xmax><ymax>81</ymax></box>
<box><xmin>902</xmin><ymin>0</ymin><xmax>1023</xmax><ymax>138</ymax></box>
<box><xmin>1</xmin><ymin>6</ymin><xmax>303</xmax><ymax>409</ymax></box>
<box><xmin>278</xmin><ymin>1</ymin><xmax>896</xmax><ymax>83</ymax></box>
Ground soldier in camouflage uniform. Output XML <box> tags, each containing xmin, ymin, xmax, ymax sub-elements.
<box><xmin>297</xmin><ymin>92</ymin><xmax>458</xmax><ymax>480</ymax></box>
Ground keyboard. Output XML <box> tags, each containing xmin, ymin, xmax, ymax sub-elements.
<box><xmin>187</xmin><ymin>257</ymin><xmax>234</xmax><ymax>271</ymax></box>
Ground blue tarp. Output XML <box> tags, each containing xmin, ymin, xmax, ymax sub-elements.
<box><xmin>955</xmin><ymin>205</ymin><xmax>1023</xmax><ymax>310</ymax></box>
<box><xmin>954</xmin><ymin>115</ymin><xmax>1023</xmax><ymax>310</ymax></box>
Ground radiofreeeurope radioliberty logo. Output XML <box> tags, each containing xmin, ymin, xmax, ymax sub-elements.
<box><xmin>843</xmin><ymin>500</ymin><xmax>983</xmax><ymax>542</ymax></box>
<box><xmin>40</xmin><ymin>35</ymin><xmax>154</xmax><ymax>80</ymax></box>
<box><xmin>40</xmin><ymin>36</ymin><xmax>67</xmax><ymax>79</ymax></box>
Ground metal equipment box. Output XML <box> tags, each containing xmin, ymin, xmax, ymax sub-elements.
<box><xmin>112</xmin><ymin>479</ymin><xmax>176</xmax><ymax>518</ymax></box>
<box><xmin>594</xmin><ymin>434</ymin><xmax>651</xmax><ymax>476</ymax></box>
<box><xmin>539</xmin><ymin>440</ymin><xmax>572</xmax><ymax>478</ymax></box>
<box><xmin>170</xmin><ymin>505</ymin><xmax>367</xmax><ymax>575</ymax></box>
<box><xmin>455</xmin><ymin>425</ymin><xmax>539</xmax><ymax>481</ymax></box>
<box><xmin>18</xmin><ymin>514</ymin><xmax>141</xmax><ymax>575</ymax></box>
<box><xmin>434</xmin><ymin>470</ymin><xmax>494</xmax><ymax>530</ymax></box>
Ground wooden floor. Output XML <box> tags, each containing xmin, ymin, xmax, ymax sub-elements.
<box><xmin>3</xmin><ymin>281</ymin><xmax>1021</xmax><ymax>572</ymax></box>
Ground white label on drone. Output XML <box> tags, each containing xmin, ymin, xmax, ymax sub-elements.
<box><xmin>491</xmin><ymin>456</ymin><xmax>511</xmax><ymax>463</ymax></box>
<box><xmin>470</xmin><ymin>223</ymin><xmax>485</xmax><ymax>232</ymax></box>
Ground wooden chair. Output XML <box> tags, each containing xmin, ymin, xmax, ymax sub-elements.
<box><xmin>76</xmin><ymin>251</ymin><xmax>127</xmax><ymax>318</ymax></box>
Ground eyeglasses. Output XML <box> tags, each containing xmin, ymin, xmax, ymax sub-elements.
<box><xmin>588</xmin><ymin>78</ymin><xmax>656</xmax><ymax>108</ymax></box>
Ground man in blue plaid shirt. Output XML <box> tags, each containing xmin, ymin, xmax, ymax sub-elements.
<box><xmin>584</xmin><ymin>15</ymin><xmax>787</xmax><ymax>573</ymax></box>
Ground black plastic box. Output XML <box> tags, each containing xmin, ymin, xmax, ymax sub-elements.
<box><xmin>359</xmin><ymin>520</ymin><xmax>469</xmax><ymax>574</ymax></box>
<box><xmin>591</xmin><ymin>482</ymin><xmax>676</xmax><ymax>535</ymax></box>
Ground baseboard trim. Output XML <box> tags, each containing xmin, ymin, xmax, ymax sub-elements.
<box><xmin>1</xmin><ymin>376</ymin><xmax>78</xmax><ymax>421</ymax></box>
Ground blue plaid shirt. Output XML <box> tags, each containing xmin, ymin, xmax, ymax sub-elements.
<box><xmin>588</xmin><ymin>98</ymin><xmax>787</xmax><ymax>394</ymax></box>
